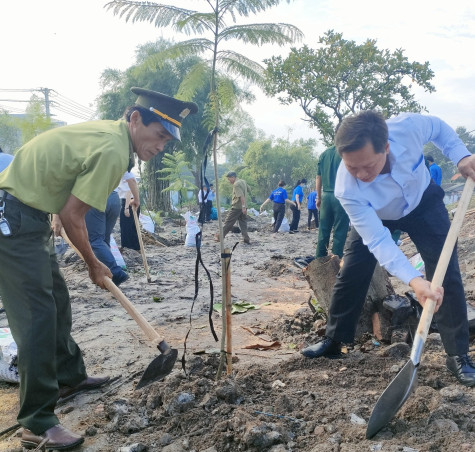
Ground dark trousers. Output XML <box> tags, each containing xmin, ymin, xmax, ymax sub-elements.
<box><xmin>316</xmin><ymin>191</ymin><xmax>349</xmax><ymax>258</ymax></box>
<box><xmin>272</xmin><ymin>203</ymin><xmax>285</xmax><ymax>232</ymax></box>
<box><xmin>85</xmin><ymin>192</ymin><xmax>127</xmax><ymax>281</ymax></box>
<box><xmin>198</xmin><ymin>200</ymin><xmax>212</xmax><ymax>223</ymax></box>
<box><xmin>308</xmin><ymin>208</ymin><xmax>319</xmax><ymax>229</ymax></box>
<box><xmin>325</xmin><ymin>182</ymin><xmax>469</xmax><ymax>356</ymax></box>
<box><xmin>0</xmin><ymin>199</ymin><xmax>87</xmax><ymax>433</ymax></box>
<box><xmin>120</xmin><ymin>198</ymin><xmax>140</xmax><ymax>251</ymax></box>
<box><xmin>289</xmin><ymin>203</ymin><xmax>301</xmax><ymax>231</ymax></box>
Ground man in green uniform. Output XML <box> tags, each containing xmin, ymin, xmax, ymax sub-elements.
<box><xmin>215</xmin><ymin>171</ymin><xmax>251</xmax><ymax>244</ymax></box>
<box><xmin>315</xmin><ymin>145</ymin><xmax>350</xmax><ymax>258</ymax></box>
<box><xmin>0</xmin><ymin>87</ymin><xmax>197</xmax><ymax>450</ymax></box>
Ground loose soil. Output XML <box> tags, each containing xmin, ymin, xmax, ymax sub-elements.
<box><xmin>1</xmin><ymin>205</ymin><xmax>475</xmax><ymax>452</ymax></box>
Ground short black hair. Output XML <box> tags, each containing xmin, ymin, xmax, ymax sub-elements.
<box><xmin>426</xmin><ymin>155</ymin><xmax>434</xmax><ymax>162</ymax></box>
<box><xmin>336</xmin><ymin>110</ymin><xmax>388</xmax><ymax>155</ymax></box>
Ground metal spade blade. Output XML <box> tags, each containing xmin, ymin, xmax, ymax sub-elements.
<box><xmin>366</xmin><ymin>359</ymin><xmax>418</xmax><ymax>438</ymax></box>
<box><xmin>135</xmin><ymin>348</ymin><xmax>179</xmax><ymax>390</ymax></box>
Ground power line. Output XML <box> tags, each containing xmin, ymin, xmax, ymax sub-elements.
<box><xmin>50</xmin><ymin>91</ymin><xmax>96</xmax><ymax>116</ymax></box>
<box><xmin>0</xmin><ymin>87</ymin><xmax>97</xmax><ymax>121</ymax></box>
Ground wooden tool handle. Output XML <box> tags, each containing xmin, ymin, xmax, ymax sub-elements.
<box><xmin>415</xmin><ymin>177</ymin><xmax>475</xmax><ymax>345</ymax></box>
<box><xmin>60</xmin><ymin>229</ymin><xmax>163</xmax><ymax>344</ymax></box>
<box><xmin>132</xmin><ymin>207</ymin><xmax>152</xmax><ymax>283</ymax></box>
<box><xmin>103</xmin><ymin>278</ymin><xmax>163</xmax><ymax>343</ymax></box>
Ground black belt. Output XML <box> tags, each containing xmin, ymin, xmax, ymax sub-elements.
<box><xmin>0</xmin><ymin>190</ymin><xmax>18</xmax><ymax>202</ymax></box>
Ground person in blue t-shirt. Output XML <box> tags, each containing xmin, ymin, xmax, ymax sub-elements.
<box><xmin>426</xmin><ymin>155</ymin><xmax>442</xmax><ymax>186</ymax></box>
<box><xmin>306</xmin><ymin>190</ymin><xmax>319</xmax><ymax>230</ymax></box>
<box><xmin>0</xmin><ymin>147</ymin><xmax>14</xmax><ymax>173</ymax></box>
<box><xmin>260</xmin><ymin>180</ymin><xmax>288</xmax><ymax>233</ymax></box>
<box><xmin>289</xmin><ymin>179</ymin><xmax>307</xmax><ymax>233</ymax></box>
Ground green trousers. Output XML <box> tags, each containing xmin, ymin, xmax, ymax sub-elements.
<box><xmin>0</xmin><ymin>199</ymin><xmax>87</xmax><ymax>434</ymax></box>
<box><xmin>222</xmin><ymin>208</ymin><xmax>249</xmax><ymax>241</ymax></box>
<box><xmin>315</xmin><ymin>191</ymin><xmax>350</xmax><ymax>258</ymax></box>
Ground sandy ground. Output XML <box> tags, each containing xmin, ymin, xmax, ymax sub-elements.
<box><xmin>0</xmin><ymin>204</ymin><xmax>474</xmax><ymax>452</ymax></box>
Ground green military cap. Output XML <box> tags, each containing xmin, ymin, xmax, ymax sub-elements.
<box><xmin>131</xmin><ymin>87</ymin><xmax>198</xmax><ymax>141</ymax></box>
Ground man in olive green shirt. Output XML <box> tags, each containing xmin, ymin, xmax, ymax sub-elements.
<box><xmin>0</xmin><ymin>88</ymin><xmax>197</xmax><ymax>450</ymax></box>
<box><xmin>215</xmin><ymin>171</ymin><xmax>251</xmax><ymax>244</ymax></box>
<box><xmin>315</xmin><ymin>145</ymin><xmax>350</xmax><ymax>258</ymax></box>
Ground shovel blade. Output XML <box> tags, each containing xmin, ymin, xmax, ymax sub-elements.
<box><xmin>135</xmin><ymin>348</ymin><xmax>178</xmax><ymax>390</ymax></box>
<box><xmin>366</xmin><ymin>359</ymin><xmax>418</xmax><ymax>439</ymax></box>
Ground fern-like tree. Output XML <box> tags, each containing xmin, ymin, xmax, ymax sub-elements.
<box><xmin>156</xmin><ymin>151</ymin><xmax>198</xmax><ymax>208</ymax></box>
<box><xmin>105</xmin><ymin>0</ymin><xmax>303</xmax><ymax>375</ymax></box>
<box><xmin>105</xmin><ymin>0</ymin><xmax>303</xmax><ymax>130</ymax></box>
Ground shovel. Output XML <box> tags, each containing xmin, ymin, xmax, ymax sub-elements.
<box><xmin>366</xmin><ymin>177</ymin><xmax>475</xmax><ymax>438</ymax></box>
<box><xmin>60</xmin><ymin>229</ymin><xmax>178</xmax><ymax>389</ymax></box>
<box><xmin>132</xmin><ymin>206</ymin><xmax>152</xmax><ymax>283</ymax></box>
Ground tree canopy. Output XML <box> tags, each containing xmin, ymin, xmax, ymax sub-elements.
<box><xmin>238</xmin><ymin>136</ymin><xmax>317</xmax><ymax>201</ymax></box>
<box><xmin>105</xmin><ymin>0</ymin><xmax>303</xmax><ymax>129</ymax></box>
<box><xmin>264</xmin><ymin>30</ymin><xmax>435</xmax><ymax>146</ymax></box>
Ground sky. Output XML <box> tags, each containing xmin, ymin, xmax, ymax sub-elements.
<box><xmin>1</xmin><ymin>0</ymin><xmax>475</xmax><ymax>151</ymax></box>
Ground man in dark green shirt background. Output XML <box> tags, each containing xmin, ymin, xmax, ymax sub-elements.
<box><xmin>315</xmin><ymin>145</ymin><xmax>350</xmax><ymax>259</ymax></box>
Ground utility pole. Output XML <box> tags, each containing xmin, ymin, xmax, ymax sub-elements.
<box><xmin>38</xmin><ymin>87</ymin><xmax>51</xmax><ymax>118</ymax></box>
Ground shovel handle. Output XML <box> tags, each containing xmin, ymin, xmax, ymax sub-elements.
<box><xmin>60</xmin><ymin>229</ymin><xmax>164</xmax><ymax>345</ymax></box>
<box><xmin>413</xmin><ymin>177</ymin><xmax>475</xmax><ymax>359</ymax></box>
<box><xmin>102</xmin><ymin>278</ymin><xmax>164</xmax><ymax>344</ymax></box>
<box><xmin>132</xmin><ymin>207</ymin><xmax>152</xmax><ymax>283</ymax></box>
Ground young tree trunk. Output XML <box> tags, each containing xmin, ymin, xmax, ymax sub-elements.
<box><xmin>303</xmin><ymin>255</ymin><xmax>394</xmax><ymax>342</ymax></box>
<box><xmin>144</xmin><ymin>154</ymin><xmax>170</xmax><ymax>212</ymax></box>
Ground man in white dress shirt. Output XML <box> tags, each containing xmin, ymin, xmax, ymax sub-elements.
<box><xmin>302</xmin><ymin>110</ymin><xmax>475</xmax><ymax>387</ymax></box>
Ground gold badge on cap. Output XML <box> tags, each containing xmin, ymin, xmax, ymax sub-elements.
<box><xmin>179</xmin><ymin>108</ymin><xmax>191</xmax><ymax>119</ymax></box>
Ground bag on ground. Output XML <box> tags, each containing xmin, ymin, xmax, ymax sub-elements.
<box><xmin>182</xmin><ymin>211</ymin><xmax>201</xmax><ymax>247</ymax></box>
<box><xmin>0</xmin><ymin>328</ymin><xmax>19</xmax><ymax>383</ymax></box>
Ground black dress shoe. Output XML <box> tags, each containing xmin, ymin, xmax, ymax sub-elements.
<box><xmin>446</xmin><ymin>354</ymin><xmax>475</xmax><ymax>387</ymax></box>
<box><xmin>21</xmin><ymin>424</ymin><xmax>84</xmax><ymax>450</ymax></box>
<box><xmin>301</xmin><ymin>337</ymin><xmax>342</xmax><ymax>359</ymax></box>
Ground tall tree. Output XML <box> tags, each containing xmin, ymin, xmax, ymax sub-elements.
<box><xmin>423</xmin><ymin>127</ymin><xmax>475</xmax><ymax>183</ymax></box>
<box><xmin>105</xmin><ymin>0</ymin><xmax>303</xmax><ymax>128</ymax></box>
<box><xmin>264</xmin><ymin>30</ymin><xmax>435</xmax><ymax>146</ymax></box>
<box><xmin>240</xmin><ymin>136</ymin><xmax>317</xmax><ymax>200</ymax></box>
<box><xmin>0</xmin><ymin>96</ymin><xmax>53</xmax><ymax>153</ymax></box>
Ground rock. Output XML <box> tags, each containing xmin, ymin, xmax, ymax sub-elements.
<box><xmin>271</xmin><ymin>379</ymin><xmax>286</xmax><ymax>389</ymax></box>
<box><xmin>215</xmin><ymin>381</ymin><xmax>241</xmax><ymax>404</ymax></box>
<box><xmin>243</xmin><ymin>424</ymin><xmax>282</xmax><ymax>449</ymax></box>
<box><xmin>117</xmin><ymin>444</ymin><xmax>147</xmax><ymax>452</ymax></box>
<box><xmin>328</xmin><ymin>432</ymin><xmax>342</xmax><ymax>444</ymax></box>
<box><xmin>85</xmin><ymin>426</ymin><xmax>97</xmax><ymax>436</ymax></box>
<box><xmin>425</xmin><ymin>333</ymin><xmax>443</xmax><ymax>350</ymax></box>
<box><xmin>324</xmin><ymin>423</ymin><xmax>337</xmax><ymax>433</ymax></box>
<box><xmin>118</xmin><ymin>413</ymin><xmax>149</xmax><ymax>434</ymax></box>
<box><xmin>350</xmin><ymin>413</ymin><xmax>366</xmax><ymax>425</ymax></box>
<box><xmin>166</xmin><ymin>392</ymin><xmax>195</xmax><ymax>415</ymax></box>
<box><xmin>161</xmin><ymin>441</ymin><xmax>186</xmax><ymax>452</ymax></box>
<box><xmin>439</xmin><ymin>385</ymin><xmax>465</xmax><ymax>402</ymax></box>
<box><xmin>59</xmin><ymin>405</ymin><xmax>75</xmax><ymax>414</ymax></box>
<box><xmin>159</xmin><ymin>433</ymin><xmax>173</xmax><ymax>446</ymax></box>
<box><xmin>313</xmin><ymin>425</ymin><xmax>325</xmax><ymax>435</ymax></box>
<box><xmin>200</xmin><ymin>447</ymin><xmax>218</xmax><ymax>452</ymax></box>
<box><xmin>384</xmin><ymin>342</ymin><xmax>410</xmax><ymax>358</ymax></box>
<box><xmin>431</xmin><ymin>418</ymin><xmax>459</xmax><ymax>433</ymax></box>
<box><xmin>269</xmin><ymin>445</ymin><xmax>288</xmax><ymax>452</ymax></box>
<box><xmin>106</xmin><ymin>398</ymin><xmax>130</xmax><ymax>419</ymax></box>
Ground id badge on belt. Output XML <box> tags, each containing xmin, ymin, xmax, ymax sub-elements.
<box><xmin>0</xmin><ymin>191</ymin><xmax>12</xmax><ymax>236</ymax></box>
